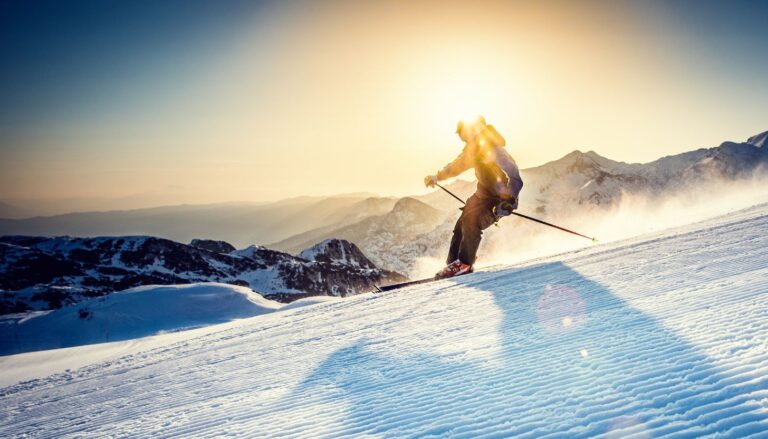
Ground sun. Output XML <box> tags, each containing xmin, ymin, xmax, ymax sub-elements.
<box><xmin>405</xmin><ymin>56</ymin><xmax>527</xmax><ymax>141</ymax></box>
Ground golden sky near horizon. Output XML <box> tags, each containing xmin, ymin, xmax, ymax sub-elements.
<box><xmin>2</xmin><ymin>0</ymin><xmax>767</xmax><ymax>211</ymax></box>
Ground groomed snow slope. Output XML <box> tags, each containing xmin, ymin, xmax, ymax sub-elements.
<box><xmin>2</xmin><ymin>204</ymin><xmax>768</xmax><ymax>437</ymax></box>
<box><xmin>0</xmin><ymin>283</ymin><xmax>282</xmax><ymax>356</ymax></box>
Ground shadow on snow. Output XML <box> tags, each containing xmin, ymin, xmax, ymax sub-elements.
<box><xmin>283</xmin><ymin>261</ymin><xmax>767</xmax><ymax>437</ymax></box>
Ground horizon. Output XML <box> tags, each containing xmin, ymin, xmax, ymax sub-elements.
<box><xmin>2</xmin><ymin>0</ymin><xmax>768</xmax><ymax>214</ymax></box>
<box><xmin>3</xmin><ymin>128</ymin><xmax>765</xmax><ymax>218</ymax></box>
<box><xmin>0</xmin><ymin>130</ymin><xmax>768</xmax><ymax>219</ymax></box>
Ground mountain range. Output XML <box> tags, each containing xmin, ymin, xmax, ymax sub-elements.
<box><xmin>4</xmin><ymin>132</ymin><xmax>764</xmax><ymax>246</ymax></box>
<box><xmin>0</xmin><ymin>195</ymin><xmax>398</xmax><ymax>248</ymax></box>
<box><xmin>522</xmin><ymin>130</ymin><xmax>768</xmax><ymax>214</ymax></box>
<box><xmin>274</xmin><ymin>130</ymin><xmax>768</xmax><ymax>273</ymax></box>
<box><xmin>0</xmin><ymin>236</ymin><xmax>403</xmax><ymax>314</ymax></box>
<box><xmin>1</xmin><ymin>130</ymin><xmax>766</xmax><ymax>313</ymax></box>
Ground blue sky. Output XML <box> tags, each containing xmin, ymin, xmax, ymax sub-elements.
<box><xmin>0</xmin><ymin>0</ymin><xmax>262</xmax><ymax>140</ymax></box>
<box><xmin>1</xmin><ymin>0</ymin><xmax>767</xmax><ymax>210</ymax></box>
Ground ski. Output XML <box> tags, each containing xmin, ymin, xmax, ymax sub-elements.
<box><xmin>374</xmin><ymin>276</ymin><xmax>439</xmax><ymax>293</ymax></box>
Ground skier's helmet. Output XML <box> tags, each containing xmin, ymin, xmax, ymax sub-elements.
<box><xmin>455</xmin><ymin>115</ymin><xmax>486</xmax><ymax>134</ymax></box>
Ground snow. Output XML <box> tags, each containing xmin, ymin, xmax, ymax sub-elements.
<box><xmin>297</xmin><ymin>238</ymin><xmax>375</xmax><ymax>268</ymax></box>
<box><xmin>33</xmin><ymin>235</ymin><xmax>152</xmax><ymax>258</ymax></box>
<box><xmin>3</xmin><ymin>203</ymin><xmax>768</xmax><ymax>437</ymax></box>
<box><xmin>299</xmin><ymin>239</ymin><xmax>346</xmax><ymax>263</ymax></box>
<box><xmin>229</xmin><ymin>244</ymin><xmax>268</xmax><ymax>259</ymax></box>
<box><xmin>0</xmin><ymin>283</ymin><xmax>282</xmax><ymax>356</ymax></box>
<box><xmin>747</xmin><ymin>131</ymin><xmax>768</xmax><ymax>148</ymax></box>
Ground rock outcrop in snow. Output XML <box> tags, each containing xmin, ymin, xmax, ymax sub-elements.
<box><xmin>189</xmin><ymin>239</ymin><xmax>236</xmax><ymax>254</ymax></box>
<box><xmin>298</xmin><ymin>239</ymin><xmax>377</xmax><ymax>269</ymax></box>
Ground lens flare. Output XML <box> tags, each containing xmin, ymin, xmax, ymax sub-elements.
<box><xmin>536</xmin><ymin>284</ymin><xmax>586</xmax><ymax>334</ymax></box>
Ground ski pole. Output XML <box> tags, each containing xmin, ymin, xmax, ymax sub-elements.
<box><xmin>507</xmin><ymin>211</ymin><xmax>597</xmax><ymax>242</ymax></box>
<box><xmin>435</xmin><ymin>182</ymin><xmax>467</xmax><ymax>205</ymax></box>
<box><xmin>435</xmin><ymin>183</ymin><xmax>597</xmax><ymax>242</ymax></box>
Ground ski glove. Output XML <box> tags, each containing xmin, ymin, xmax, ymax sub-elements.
<box><xmin>494</xmin><ymin>200</ymin><xmax>516</xmax><ymax>218</ymax></box>
<box><xmin>424</xmin><ymin>175</ymin><xmax>438</xmax><ymax>188</ymax></box>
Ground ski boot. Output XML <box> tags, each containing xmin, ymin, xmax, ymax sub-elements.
<box><xmin>435</xmin><ymin>259</ymin><xmax>473</xmax><ymax>279</ymax></box>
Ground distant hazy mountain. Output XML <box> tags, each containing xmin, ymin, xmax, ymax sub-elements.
<box><xmin>0</xmin><ymin>202</ymin><xmax>40</xmax><ymax>219</ymax></box>
<box><xmin>271</xmin><ymin>197</ymin><xmax>448</xmax><ymax>275</ymax></box>
<box><xmin>0</xmin><ymin>195</ymin><xmax>397</xmax><ymax>248</ymax></box>
<box><xmin>0</xmin><ymin>235</ymin><xmax>404</xmax><ymax>314</ymax></box>
<box><xmin>411</xmin><ymin>179</ymin><xmax>477</xmax><ymax>210</ymax></box>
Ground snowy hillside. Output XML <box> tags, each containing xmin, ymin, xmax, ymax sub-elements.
<box><xmin>2</xmin><ymin>202</ymin><xmax>768</xmax><ymax>437</ymax></box>
<box><xmin>0</xmin><ymin>283</ymin><xmax>282</xmax><ymax>356</ymax></box>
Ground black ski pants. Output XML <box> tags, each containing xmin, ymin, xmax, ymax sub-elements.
<box><xmin>446</xmin><ymin>190</ymin><xmax>498</xmax><ymax>265</ymax></box>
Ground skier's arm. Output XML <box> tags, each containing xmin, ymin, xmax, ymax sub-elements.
<box><xmin>436</xmin><ymin>148</ymin><xmax>472</xmax><ymax>181</ymax></box>
<box><xmin>494</xmin><ymin>152</ymin><xmax>524</xmax><ymax>207</ymax></box>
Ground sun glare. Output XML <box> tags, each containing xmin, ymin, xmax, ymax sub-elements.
<box><xmin>430</xmin><ymin>72</ymin><xmax>510</xmax><ymax>125</ymax></box>
<box><xmin>404</xmin><ymin>52</ymin><xmax>529</xmax><ymax>156</ymax></box>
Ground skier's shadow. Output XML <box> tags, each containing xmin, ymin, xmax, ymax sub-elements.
<box><xmin>282</xmin><ymin>261</ymin><xmax>766</xmax><ymax>437</ymax></box>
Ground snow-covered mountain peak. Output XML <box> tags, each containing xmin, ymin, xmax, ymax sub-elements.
<box><xmin>527</xmin><ymin>150</ymin><xmax>605</xmax><ymax>177</ymax></box>
<box><xmin>298</xmin><ymin>239</ymin><xmax>376</xmax><ymax>269</ymax></box>
<box><xmin>747</xmin><ymin>130</ymin><xmax>768</xmax><ymax>148</ymax></box>
<box><xmin>583</xmin><ymin>150</ymin><xmax>616</xmax><ymax>165</ymax></box>
<box><xmin>583</xmin><ymin>150</ymin><xmax>601</xmax><ymax>159</ymax></box>
<box><xmin>561</xmin><ymin>149</ymin><xmax>589</xmax><ymax>162</ymax></box>
<box><xmin>230</xmin><ymin>244</ymin><xmax>270</xmax><ymax>259</ymax></box>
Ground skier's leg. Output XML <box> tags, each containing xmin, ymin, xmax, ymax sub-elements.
<box><xmin>446</xmin><ymin>217</ymin><xmax>464</xmax><ymax>264</ymax></box>
<box><xmin>457</xmin><ymin>194</ymin><xmax>497</xmax><ymax>265</ymax></box>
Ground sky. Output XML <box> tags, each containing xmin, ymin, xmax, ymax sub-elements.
<box><xmin>1</xmin><ymin>0</ymin><xmax>767</xmax><ymax>213</ymax></box>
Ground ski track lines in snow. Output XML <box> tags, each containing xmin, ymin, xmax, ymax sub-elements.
<box><xmin>3</xmin><ymin>206</ymin><xmax>768</xmax><ymax>437</ymax></box>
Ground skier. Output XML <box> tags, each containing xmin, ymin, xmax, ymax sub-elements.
<box><xmin>424</xmin><ymin>116</ymin><xmax>523</xmax><ymax>278</ymax></box>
